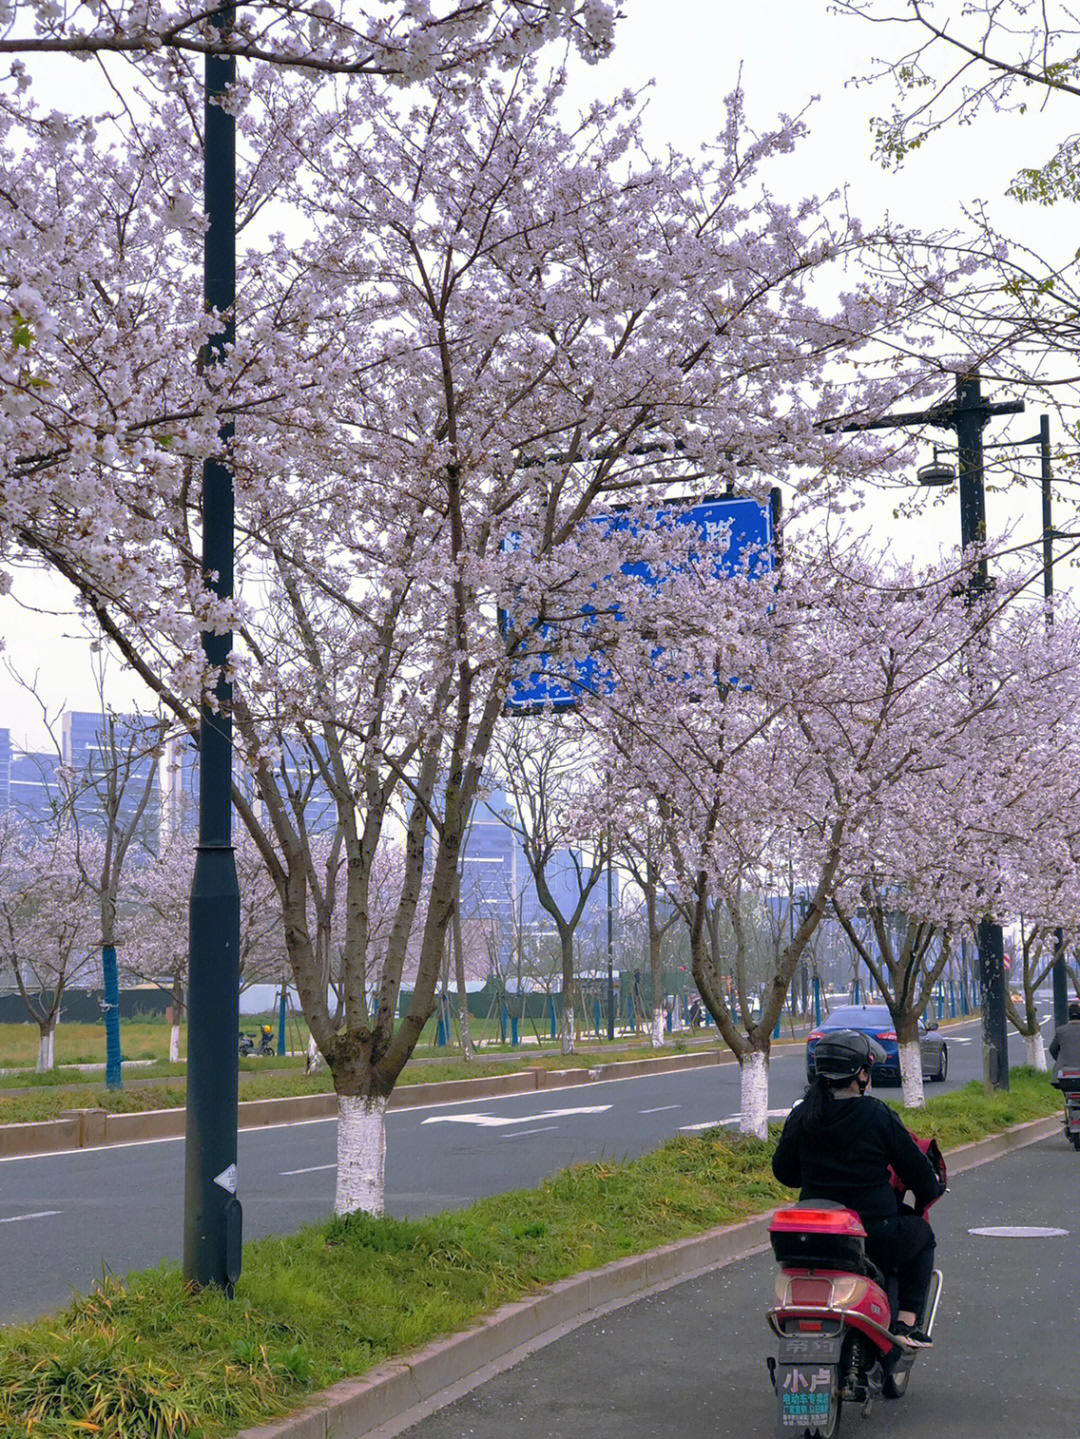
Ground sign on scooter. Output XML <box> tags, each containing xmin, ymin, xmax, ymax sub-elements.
<box><xmin>777</xmin><ymin>1364</ymin><xmax>836</xmax><ymax>1429</ymax></box>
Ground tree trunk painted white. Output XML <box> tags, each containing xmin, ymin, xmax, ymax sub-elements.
<box><xmin>36</xmin><ymin>1024</ymin><xmax>55</xmax><ymax>1073</ymax></box>
<box><xmin>651</xmin><ymin>1004</ymin><xmax>666</xmax><ymax>1050</ymax></box>
<box><xmin>1026</xmin><ymin>1030</ymin><xmax>1048</xmax><ymax>1071</ymax></box>
<box><xmin>306</xmin><ymin>1033</ymin><xmax>325</xmax><ymax>1073</ymax></box>
<box><xmin>898</xmin><ymin>1038</ymin><xmax>925</xmax><ymax>1110</ymax></box>
<box><xmin>561</xmin><ymin>1003</ymin><xmax>575</xmax><ymax>1056</ymax></box>
<box><xmin>334</xmin><ymin>1093</ymin><xmax>388</xmax><ymax>1215</ymax></box>
<box><xmin>169</xmin><ymin>1021</ymin><xmax>181</xmax><ymax>1063</ymax></box>
<box><xmin>740</xmin><ymin>1048</ymin><xmax>769</xmax><ymax>1138</ymax></box>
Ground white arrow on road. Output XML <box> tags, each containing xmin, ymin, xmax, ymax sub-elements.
<box><xmin>421</xmin><ymin>1105</ymin><xmax>612</xmax><ymax>1129</ymax></box>
<box><xmin>681</xmin><ymin>1109</ymin><xmax>792</xmax><ymax>1132</ymax></box>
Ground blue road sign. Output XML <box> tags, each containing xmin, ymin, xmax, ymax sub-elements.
<box><xmin>504</xmin><ymin>492</ymin><xmax>778</xmax><ymax>713</ymax></box>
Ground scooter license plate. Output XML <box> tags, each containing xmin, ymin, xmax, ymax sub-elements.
<box><xmin>777</xmin><ymin>1364</ymin><xmax>837</xmax><ymax>1428</ymax></box>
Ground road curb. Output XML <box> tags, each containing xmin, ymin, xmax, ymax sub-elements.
<box><xmin>234</xmin><ymin>1110</ymin><xmax>1063</xmax><ymax>1439</ymax></box>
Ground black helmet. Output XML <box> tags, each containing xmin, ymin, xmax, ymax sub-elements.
<box><xmin>814</xmin><ymin>1029</ymin><xmax>886</xmax><ymax>1080</ymax></box>
<box><xmin>1068</xmin><ymin>1001</ymin><xmax>1080</xmax><ymax>1021</ymax></box>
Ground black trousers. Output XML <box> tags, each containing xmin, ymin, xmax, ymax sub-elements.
<box><xmin>863</xmin><ymin>1213</ymin><xmax>936</xmax><ymax>1317</ymax></box>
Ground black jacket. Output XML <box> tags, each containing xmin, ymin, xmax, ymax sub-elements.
<box><xmin>773</xmin><ymin>1092</ymin><xmax>941</xmax><ymax>1224</ymax></box>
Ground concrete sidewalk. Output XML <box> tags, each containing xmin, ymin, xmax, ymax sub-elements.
<box><xmin>237</xmin><ymin>1112</ymin><xmax>1061</xmax><ymax>1439</ymax></box>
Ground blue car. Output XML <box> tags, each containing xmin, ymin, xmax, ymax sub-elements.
<box><xmin>805</xmin><ymin>1004</ymin><xmax>948</xmax><ymax>1086</ymax></box>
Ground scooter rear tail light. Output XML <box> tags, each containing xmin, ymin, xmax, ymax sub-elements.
<box><xmin>770</xmin><ymin>1208</ymin><xmax>867</xmax><ymax>1237</ymax></box>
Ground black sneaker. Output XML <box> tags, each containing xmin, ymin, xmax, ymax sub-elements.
<box><xmin>891</xmin><ymin>1320</ymin><xmax>933</xmax><ymax>1349</ymax></box>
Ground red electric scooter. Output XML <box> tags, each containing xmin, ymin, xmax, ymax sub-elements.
<box><xmin>765</xmin><ymin>1141</ymin><xmax>945</xmax><ymax>1438</ymax></box>
<box><xmin>1058</xmin><ymin>1067</ymin><xmax>1080</xmax><ymax>1150</ymax></box>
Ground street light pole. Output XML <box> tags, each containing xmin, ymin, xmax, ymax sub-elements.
<box><xmin>184</xmin><ymin>2</ymin><xmax>242</xmax><ymax>1292</ymax></box>
<box><xmin>950</xmin><ymin>373</ymin><xmax>1010</xmax><ymax>1091</ymax></box>
<box><xmin>832</xmin><ymin>371</ymin><xmax>1023</xmax><ymax>1092</ymax></box>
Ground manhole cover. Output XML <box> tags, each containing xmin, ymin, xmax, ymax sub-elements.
<box><xmin>968</xmin><ymin>1226</ymin><xmax>1069</xmax><ymax>1238</ymax></box>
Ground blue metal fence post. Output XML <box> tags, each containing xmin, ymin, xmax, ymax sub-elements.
<box><xmin>500</xmin><ymin>1004</ymin><xmax>508</xmax><ymax>1045</ymax></box>
<box><xmin>550</xmin><ymin>996</ymin><xmax>557</xmax><ymax>1041</ymax></box>
<box><xmin>277</xmin><ymin>983</ymin><xmax>287</xmax><ymax>1056</ymax></box>
<box><xmin>511</xmin><ymin>1014</ymin><xmax>519</xmax><ymax>1046</ymax></box>
<box><xmin>813</xmin><ymin>976</ymin><xmax>822</xmax><ymax>1027</ymax></box>
<box><xmin>102</xmin><ymin>944</ymin><xmax>123</xmax><ymax>1090</ymax></box>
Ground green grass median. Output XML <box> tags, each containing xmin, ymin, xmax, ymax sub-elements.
<box><xmin>0</xmin><ymin>1069</ymin><xmax>1063</xmax><ymax>1439</ymax></box>
<box><xmin>0</xmin><ymin>1040</ymin><xmax>719</xmax><ymax>1126</ymax></box>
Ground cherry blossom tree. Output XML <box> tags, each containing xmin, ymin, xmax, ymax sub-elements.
<box><xmin>0</xmin><ymin>2</ymin><xmax>616</xmax><ymax>79</ymax></box>
<box><xmin>594</xmin><ymin>535</ymin><xmax>1080</xmax><ymax>1132</ymax></box>
<box><xmin>1</xmin><ymin>56</ymin><xmax>961</xmax><ymax>1209</ymax></box>
<box><xmin>0</xmin><ymin>813</ymin><xmax>96</xmax><ymax>1070</ymax></box>
<box><xmin>487</xmin><ymin>720</ymin><xmax>611</xmax><ymax>1054</ymax></box>
<box><xmin>618</xmin><ymin>812</ymin><xmax>681</xmax><ymax>1049</ymax></box>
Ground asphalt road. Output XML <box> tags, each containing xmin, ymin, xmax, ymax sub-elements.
<box><xmin>0</xmin><ymin>1018</ymin><xmax>1040</xmax><ymax>1322</ymax></box>
<box><xmin>409</xmin><ymin>1132</ymin><xmax>1079</xmax><ymax>1439</ymax></box>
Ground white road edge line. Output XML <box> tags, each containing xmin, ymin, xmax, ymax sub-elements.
<box><xmin>0</xmin><ymin>1209</ymin><xmax>62</xmax><ymax>1224</ymax></box>
<box><xmin>640</xmin><ymin>1104</ymin><xmax>681</xmax><ymax>1114</ymax></box>
<box><xmin>280</xmin><ymin>1163</ymin><xmax>337</xmax><ymax>1175</ymax></box>
<box><xmin>497</xmin><ymin>1125</ymin><xmax>560</xmax><ymax>1140</ymax></box>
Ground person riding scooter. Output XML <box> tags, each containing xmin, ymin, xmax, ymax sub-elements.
<box><xmin>772</xmin><ymin>1029</ymin><xmax>946</xmax><ymax>1348</ymax></box>
<box><xmin>1049</xmin><ymin>1001</ymin><xmax>1080</xmax><ymax>1082</ymax></box>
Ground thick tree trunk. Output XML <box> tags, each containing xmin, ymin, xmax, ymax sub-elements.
<box><xmin>170</xmin><ymin>975</ymin><xmax>183</xmax><ymax>1062</ymax></box>
<box><xmin>560</xmin><ymin>933</ymin><xmax>575</xmax><ymax>1055</ymax></box>
<box><xmin>740</xmin><ymin>1048</ymin><xmax>769</xmax><ymax>1138</ymax></box>
<box><xmin>651</xmin><ymin>1003</ymin><xmax>665</xmax><ymax>1050</ymax></box>
<box><xmin>561</xmin><ymin>1002</ymin><xmax>575</xmax><ymax>1056</ymax></box>
<box><xmin>334</xmin><ymin>1094</ymin><xmax>388</xmax><ymax>1215</ymax></box>
<box><xmin>36</xmin><ymin>1022</ymin><xmax>55</xmax><ymax>1073</ymax></box>
<box><xmin>452</xmin><ymin>907</ymin><xmax>473</xmax><ymax>1061</ymax></box>
<box><xmin>898</xmin><ymin>1038</ymin><xmax>925</xmax><ymax>1109</ymax></box>
<box><xmin>1026</xmin><ymin>1030</ymin><xmax>1048</xmax><ymax>1071</ymax></box>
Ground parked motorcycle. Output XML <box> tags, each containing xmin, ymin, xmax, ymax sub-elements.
<box><xmin>1058</xmin><ymin>1067</ymin><xmax>1080</xmax><ymax>1150</ymax></box>
<box><xmin>238</xmin><ymin>1027</ymin><xmax>276</xmax><ymax>1058</ymax></box>
<box><xmin>766</xmin><ymin>1139</ymin><xmax>946</xmax><ymax>1438</ymax></box>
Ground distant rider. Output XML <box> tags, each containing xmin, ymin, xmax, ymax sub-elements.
<box><xmin>1049</xmin><ymin>1001</ymin><xmax>1080</xmax><ymax>1082</ymax></box>
<box><xmin>772</xmin><ymin>1029</ymin><xmax>946</xmax><ymax>1348</ymax></box>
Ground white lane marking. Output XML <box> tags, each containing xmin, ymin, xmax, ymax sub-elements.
<box><xmin>421</xmin><ymin>1105</ymin><xmax>612</xmax><ymax>1129</ymax></box>
<box><xmin>497</xmin><ymin>1125</ymin><xmax>560</xmax><ymax>1140</ymax></box>
<box><xmin>640</xmin><ymin>1104</ymin><xmax>682</xmax><ymax>1114</ymax></box>
<box><xmin>0</xmin><ymin>1209</ymin><xmax>62</xmax><ymax>1224</ymax></box>
<box><xmin>280</xmin><ymin>1163</ymin><xmax>336</xmax><ymax>1176</ymax></box>
<box><xmin>969</xmin><ymin>1226</ymin><xmax>1069</xmax><ymax>1237</ymax></box>
<box><xmin>681</xmin><ymin>1108</ymin><xmax>791</xmax><ymax>1132</ymax></box>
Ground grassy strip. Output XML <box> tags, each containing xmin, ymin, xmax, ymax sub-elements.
<box><xmin>0</xmin><ymin>1041</ymin><xmax>720</xmax><ymax>1125</ymax></box>
<box><xmin>0</xmin><ymin>1070</ymin><xmax>1062</xmax><ymax>1439</ymax></box>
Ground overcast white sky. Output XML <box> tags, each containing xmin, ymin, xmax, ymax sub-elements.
<box><xmin>2</xmin><ymin>1</ymin><xmax>1075</xmax><ymax>748</ymax></box>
